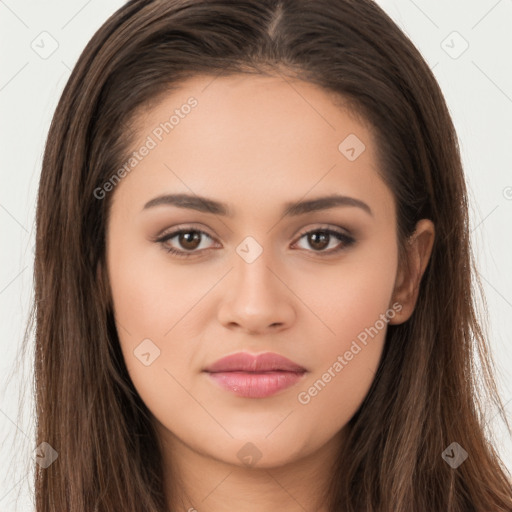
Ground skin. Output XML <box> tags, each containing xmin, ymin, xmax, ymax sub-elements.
<box><xmin>105</xmin><ymin>73</ymin><xmax>435</xmax><ymax>512</ymax></box>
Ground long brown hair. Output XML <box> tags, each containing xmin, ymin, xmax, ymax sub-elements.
<box><xmin>23</xmin><ymin>0</ymin><xmax>512</xmax><ymax>510</ymax></box>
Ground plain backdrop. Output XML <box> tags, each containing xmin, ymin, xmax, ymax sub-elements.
<box><xmin>1</xmin><ymin>0</ymin><xmax>511</xmax><ymax>509</ymax></box>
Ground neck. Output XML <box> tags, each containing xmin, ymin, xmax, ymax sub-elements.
<box><xmin>157</xmin><ymin>426</ymin><xmax>347</xmax><ymax>512</ymax></box>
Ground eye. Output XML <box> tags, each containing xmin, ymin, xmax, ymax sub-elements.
<box><xmin>293</xmin><ymin>226</ymin><xmax>355</xmax><ymax>255</ymax></box>
<box><xmin>154</xmin><ymin>225</ymin><xmax>355</xmax><ymax>259</ymax></box>
<box><xmin>155</xmin><ymin>227</ymin><xmax>216</xmax><ymax>258</ymax></box>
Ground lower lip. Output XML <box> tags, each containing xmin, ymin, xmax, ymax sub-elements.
<box><xmin>206</xmin><ymin>371</ymin><xmax>306</xmax><ymax>398</ymax></box>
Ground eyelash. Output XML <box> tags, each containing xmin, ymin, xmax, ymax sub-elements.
<box><xmin>154</xmin><ymin>225</ymin><xmax>355</xmax><ymax>259</ymax></box>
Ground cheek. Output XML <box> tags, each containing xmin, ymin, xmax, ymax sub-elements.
<box><xmin>292</xmin><ymin>234</ymin><xmax>397</xmax><ymax>434</ymax></box>
<box><xmin>106</xmin><ymin>230</ymin><xmax>214</xmax><ymax>400</ymax></box>
<box><xmin>107</xmin><ymin>248</ymin><xmax>201</xmax><ymax>423</ymax></box>
<box><xmin>298</xmin><ymin>233</ymin><xmax>398</xmax><ymax>349</ymax></box>
<box><xmin>107</xmin><ymin>235</ymin><xmax>205</xmax><ymax>336</ymax></box>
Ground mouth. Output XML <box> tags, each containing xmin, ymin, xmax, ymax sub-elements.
<box><xmin>203</xmin><ymin>351</ymin><xmax>307</xmax><ymax>398</ymax></box>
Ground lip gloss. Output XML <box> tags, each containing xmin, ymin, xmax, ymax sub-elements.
<box><xmin>207</xmin><ymin>370</ymin><xmax>306</xmax><ymax>398</ymax></box>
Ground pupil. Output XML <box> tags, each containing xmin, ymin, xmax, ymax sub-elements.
<box><xmin>310</xmin><ymin>231</ymin><xmax>329</xmax><ymax>250</ymax></box>
<box><xmin>180</xmin><ymin>231</ymin><xmax>200</xmax><ymax>250</ymax></box>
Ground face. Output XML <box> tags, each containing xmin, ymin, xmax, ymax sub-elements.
<box><xmin>105</xmin><ymin>73</ymin><xmax>410</xmax><ymax>470</ymax></box>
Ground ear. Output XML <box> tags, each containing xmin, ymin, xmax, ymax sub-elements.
<box><xmin>388</xmin><ymin>219</ymin><xmax>435</xmax><ymax>325</ymax></box>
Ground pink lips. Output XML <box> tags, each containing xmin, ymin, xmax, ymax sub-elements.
<box><xmin>203</xmin><ymin>352</ymin><xmax>307</xmax><ymax>398</ymax></box>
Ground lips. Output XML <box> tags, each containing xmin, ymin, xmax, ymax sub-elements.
<box><xmin>204</xmin><ymin>351</ymin><xmax>306</xmax><ymax>373</ymax></box>
<box><xmin>203</xmin><ymin>352</ymin><xmax>307</xmax><ymax>398</ymax></box>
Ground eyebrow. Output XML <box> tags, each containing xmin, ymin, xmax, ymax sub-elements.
<box><xmin>142</xmin><ymin>193</ymin><xmax>373</xmax><ymax>217</ymax></box>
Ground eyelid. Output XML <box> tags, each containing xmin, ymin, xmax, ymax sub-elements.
<box><xmin>153</xmin><ymin>225</ymin><xmax>217</xmax><ymax>248</ymax></box>
<box><xmin>154</xmin><ymin>222</ymin><xmax>214</xmax><ymax>239</ymax></box>
<box><xmin>294</xmin><ymin>224</ymin><xmax>352</xmax><ymax>240</ymax></box>
<box><xmin>154</xmin><ymin>223</ymin><xmax>353</xmax><ymax>241</ymax></box>
<box><xmin>153</xmin><ymin>223</ymin><xmax>355</xmax><ymax>257</ymax></box>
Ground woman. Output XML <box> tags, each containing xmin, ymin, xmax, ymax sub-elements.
<box><xmin>29</xmin><ymin>0</ymin><xmax>512</xmax><ymax>510</ymax></box>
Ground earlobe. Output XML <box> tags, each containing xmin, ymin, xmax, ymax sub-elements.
<box><xmin>389</xmin><ymin>219</ymin><xmax>435</xmax><ymax>325</ymax></box>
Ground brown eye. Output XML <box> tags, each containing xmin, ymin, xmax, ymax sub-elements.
<box><xmin>294</xmin><ymin>228</ymin><xmax>355</xmax><ymax>254</ymax></box>
<box><xmin>155</xmin><ymin>225</ymin><xmax>355</xmax><ymax>259</ymax></box>
<box><xmin>177</xmin><ymin>231</ymin><xmax>202</xmax><ymax>251</ymax></box>
<box><xmin>157</xmin><ymin>228</ymin><xmax>215</xmax><ymax>257</ymax></box>
<box><xmin>306</xmin><ymin>231</ymin><xmax>330</xmax><ymax>251</ymax></box>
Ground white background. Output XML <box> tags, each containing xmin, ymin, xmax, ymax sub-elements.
<box><xmin>1</xmin><ymin>0</ymin><xmax>511</xmax><ymax>509</ymax></box>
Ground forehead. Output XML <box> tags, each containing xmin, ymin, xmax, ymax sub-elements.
<box><xmin>130</xmin><ymin>72</ymin><xmax>376</xmax><ymax>162</ymax></box>
<box><xmin>112</xmin><ymin>73</ymin><xmax>393</xmax><ymax>222</ymax></box>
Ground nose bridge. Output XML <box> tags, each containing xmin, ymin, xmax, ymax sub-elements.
<box><xmin>233</xmin><ymin>234</ymin><xmax>279</xmax><ymax>298</ymax></box>
<box><xmin>217</xmin><ymin>234</ymin><xmax>295</xmax><ymax>332</ymax></box>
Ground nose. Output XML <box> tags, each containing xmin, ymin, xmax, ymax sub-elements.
<box><xmin>217</xmin><ymin>246</ymin><xmax>296</xmax><ymax>335</ymax></box>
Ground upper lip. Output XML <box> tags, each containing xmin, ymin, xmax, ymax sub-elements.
<box><xmin>203</xmin><ymin>352</ymin><xmax>306</xmax><ymax>373</ymax></box>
